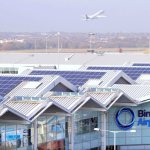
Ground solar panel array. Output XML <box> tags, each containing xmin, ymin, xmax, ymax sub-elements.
<box><xmin>0</xmin><ymin>76</ymin><xmax>42</xmax><ymax>97</ymax></box>
<box><xmin>87</xmin><ymin>66</ymin><xmax>150</xmax><ymax>80</ymax></box>
<box><xmin>132</xmin><ymin>63</ymin><xmax>150</xmax><ymax>67</ymax></box>
<box><xmin>30</xmin><ymin>70</ymin><xmax>106</xmax><ymax>86</ymax></box>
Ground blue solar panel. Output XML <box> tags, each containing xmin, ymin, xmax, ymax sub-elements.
<box><xmin>0</xmin><ymin>76</ymin><xmax>42</xmax><ymax>98</ymax></box>
<box><xmin>30</xmin><ymin>70</ymin><xmax>106</xmax><ymax>86</ymax></box>
<box><xmin>87</xmin><ymin>66</ymin><xmax>150</xmax><ymax>80</ymax></box>
<box><xmin>133</xmin><ymin>63</ymin><xmax>150</xmax><ymax>67</ymax></box>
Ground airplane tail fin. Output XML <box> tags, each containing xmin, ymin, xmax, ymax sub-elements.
<box><xmin>81</xmin><ymin>14</ymin><xmax>89</xmax><ymax>21</ymax></box>
<box><xmin>85</xmin><ymin>14</ymin><xmax>89</xmax><ymax>20</ymax></box>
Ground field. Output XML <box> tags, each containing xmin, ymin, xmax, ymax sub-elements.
<box><xmin>1</xmin><ymin>48</ymin><xmax>149</xmax><ymax>53</ymax></box>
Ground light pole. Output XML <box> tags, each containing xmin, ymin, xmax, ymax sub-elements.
<box><xmin>89</xmin><ymin>33</ymin><xmax>95</xmax><ymax>50</ymax></box>
<box><xmin>34</xmin><ymin>39</ymin><xmax>37</xmax><ymax>51</ymax></box>
<box><xmin>45</xmin><ymin>36</ymin><xmax>48</xmax><ymax>52</ymax></box>
<box><xmin>45</xmin><ymin>34</ymin><xmax>52</xmax><ymax>53</ymax></box>
<box><xmin>56</xmin><ymin>32</ymin><xmax>60</xmax><ymax>53</ymax></box>
<box><xmin>55</xmin><ymin>32</ymin><xmax>61</xmax><ymax>69</ymax></box>
<box><xmin>94</xmin><ymin>128</ymin><xmax>136</xmax><ymax>150</ymax></box>
<box><xmin>148</xmin><ymin>37</ymin><xmax>150</xmax><ymax>50</ymax></box>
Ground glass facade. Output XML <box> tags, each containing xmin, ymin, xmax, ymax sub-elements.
<box><xmin>0</xmin><ymin>123</ymin><xmax>34</xmax><ymax>150</ymax></box>
<box><xmin>107</xmin><ymin>103</ymin><xmax>150</xmax><ymax>150</ymax></box>
<box><xmin>0</xmin><ymin>115</ymin><xmax>68</xmax><ymax>150</ymax></box>
<box><xmin>37</xmin><ymin>115</ymin><xmax>68</xmax><ymax>150</ymax></box>
<box><xmin>74</xmin><ymin>110</ymin><xmax>101</xmax><ymax>150</ymax></box>
<box><xmin>0</xmin><ymin>67</ymin><xmax>18</xmax><ymax>74</ymax></box>
<box><xmin>1</xmin><ymin>103</ymin><xmax>150</xmax><ymax>150</ymax></box>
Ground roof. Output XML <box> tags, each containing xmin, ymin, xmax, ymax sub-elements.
<box><xmin>0</xmin><ymin>52</ymin><xmax>150</xmax><ymax>121</ymax></box>
<box><xmin>7</xmin><ymin>75</ymin><xmax>55</xmax><ymax>97</ymax></box>
<box><xmin>0</xmin><ymin>74</ymin><xmax>42</xmax><ymax>98</ymax></box>
<box><xmin>3</xmin><ymin>98</ymin><xmax>51</xmax><ymax>122</ymax></box>
<box><xmin>87</xmin><ymin>91</ymin><xmax>118</xmax><ymax>109</ymax></box>
<box><xmin>0</xmin><ymin>85</ymin><xmax>149</xmax><ymax>122</ymax></box>
<box><xmin>29</xmin><ymin>69</ymin><xmax>106</xmax><ymax>87</ymax></box>
<box><xmin>48</xmin><ymin>95</ymin><xmax>84</xmax><ymax>112</ymax></box>
<box><xmin>0</xmin><ymin>52</ymin><xmax>150</xmax><ymax>67</ymax></box>
<box><xmin>0</xmin><ymin>74</ymin><xmax>76</xmax><ymax>99</ymax></box>
<box><xmin>83</xmin><ymin>70</ymin><xmax>135</xmax><ymax>88</ymax></box>
<box><xmin>112</xmin><ymin>84</ymin><xmax>150</xmax><ymax>102</ymax></box>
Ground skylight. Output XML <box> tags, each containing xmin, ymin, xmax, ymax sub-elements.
<box><xmin>23</xmin><ymin>81</ymin><xmax>42</xmax><ymax>89</ymax></box>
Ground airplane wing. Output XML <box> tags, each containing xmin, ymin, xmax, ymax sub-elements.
<box><xmin>91</xmin><ymin>10</ymin><xmax>104</xmax><ymax>17</ymax></box>
<box><xmin>97</xmin><ymin>15</ymin><xmax>107</xmax><ymax>18</ymax></box>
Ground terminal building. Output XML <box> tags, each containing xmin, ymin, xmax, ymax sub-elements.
<box><xmin>0</xmin><ymin>52</ymin><xmax>150</xmax><ymax>150</ymax></box>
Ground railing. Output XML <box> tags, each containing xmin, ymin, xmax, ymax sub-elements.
<box><xmin>14</xmin><ymin>96</ymin><xmax>48</xmax><ymax>102</ymax></box>
<box><xmin>50</xmin><ymin>92</ymin><xmax>84</xmax><ymax>96</ymax></box>
<box><xmin>88</xmin><ymin>87</ymin><xmax>120</xmax><ymax>93</ymax></box>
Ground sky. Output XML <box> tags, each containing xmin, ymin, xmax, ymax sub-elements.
<box><xmin>0</xmin><ymin>0</ymin><xmax>150</xmax><ymax>33</ymax></box>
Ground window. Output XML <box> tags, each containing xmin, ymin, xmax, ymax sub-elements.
<box><xmin>76</xmin><ymin>117</ymin><xmax>98</xmax><ymax>134</ymax></box>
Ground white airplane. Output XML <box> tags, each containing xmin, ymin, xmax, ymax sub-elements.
<box><xmin>83</xmin><ymin>10</ymin><xmax>106</xmax><ymax>21</ymax></box>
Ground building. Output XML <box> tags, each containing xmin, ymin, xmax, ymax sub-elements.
<box><xmin>0</xmin><ymin>52</ymin><xmax>150</xmax><ymax>150</ymax></box>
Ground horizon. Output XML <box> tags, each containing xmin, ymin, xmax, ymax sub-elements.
<box><xmin>0</xmin><ymin>32</ymin><xmax>150</xmax><ymax>34</ymax></box>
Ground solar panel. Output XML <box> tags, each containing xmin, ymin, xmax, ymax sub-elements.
<box><xmin>133</xmin><ymin>63</ymin><xmax>150</xmax><ymax>67</ymax></box>
<box><xmin>87</xmin><ymin>66</ymin><xmax>150</xmax><ymax>80</ymax></box>
<box><xmin>30</xmin><ymin>70</ymin><xmax>106</xmax><ymax>86</ymax></box>
<box><xmin>0</xmin><ymin>76</ymin><xmax>42</xmax><ymax>97</ymax></box>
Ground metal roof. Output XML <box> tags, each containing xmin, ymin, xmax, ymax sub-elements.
<box><xmin>0</xmin><ymin>86</ymin><xmax>149</xmax><ymax>122</ymax></box>
<box><xmin>2</xmin><ymin>96</ymin><xmax>71</xmax><ymax>122</ymax></box>
<box><xmin>43</xmin><ymin>91</ymin><xmax>106</xmax><ymax>112</ymax></box>
<box><xmin>46</xmin><ymin>95</ymin><xmax>84</xmax><ymax>112</ymax></box>
<box><xmin>7</xmin><ymin>75</ymin><xmax>56</xmax><ymax>97</ymax></box>
<box><xmin>97</xmin><ymin>70</ymin><xmax>135</xmax><ymax>87</ymax></box>
<box><xmin>82</xmin><ymin>70</ymin><xmax>119</xmax><ymax>88</ymax></box>
<box><xmin>112</xmin><ymin>84</ymin><xmax>150</xmax><ymax>102</ymax></box>
<box><xmin>44</xmin><ymin>90</ymin><xmax>122</xmax><ymax>111</ymax></box>
<box><xmin>87</xmin><ymin>91</ymin><xmax>118</xmax><ymax>109</ymax></box>
<box><xmin>0</xmin><ymin>53</ymin><xmax>150</xmax><ymax>68</ymax></box>
<box><xmin>4</xmin><ymin>99</ymin><xmax>50</xmax><ymax>122</ymax></box>
<box><xmin>87</xmin><ymin>87</ymin><xmax>137</xmax><ymax>108</ymax></box>
<box><xmin>4</xmin><ymin>75</ymin><xmax>77</xmax><ymax>98</ymax></box>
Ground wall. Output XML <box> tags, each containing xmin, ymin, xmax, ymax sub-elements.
<box><xmin>107</xmin><ymin>103</ymin><xmax>150</xmax><ymax>149</ymax></box>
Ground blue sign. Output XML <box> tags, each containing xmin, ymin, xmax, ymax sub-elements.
<box><xmin>6</xmin><ymin>135</ymin><xmax>20</xmax><ymax>141</ymax></box>
<box><xmin>137</xmin><ymin>110</ymin><xmax>150</xmax><ymax>127</ymax></box>
<box><xmin>116</xmin><ymin>107</ymin><xmax>135</xmax><ymax>130</ymax></box>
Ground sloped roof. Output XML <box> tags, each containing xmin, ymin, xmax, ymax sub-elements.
<box><xmin>44</xmin><ymin>90</ymin><xmax>108</xmax><ymax>112</ymax></box>
<box><xmin>98</xmin><ymin>70</ymin><xmax>135</xmax><ymax>87</ymax></box>
<box><xmin>3</xmin><ymin>98</ymin><xmax>51</xmax><ymax>122</ymax></box>
<box><xmin>112</xmin><ymin>84</ymin><xmax>150</xmax><ymax>102</ymax></box>
<box><xmin>7</xmin><ymin>75</ymin><xmax>57</xmax><ymax>97</ymax></box>
<box><xmin>87</xmin><ymin>91</ymin><xmax>118</xmax><ymax>109</ymax></box>
<box><xmin>48</xmin><ymin>95</ymin><xmax>83</xmax><ymax>112</ymax></box>
<box><xmin>82</xmin><ymin>70</ymin><xmax>135</xmax><ymax>89</ymax></box>
<box><xmin>0</xmin><ymin>86</ymin><xmax>148</xmax><ymax>122</ymax></box>
<box><xmin>6</xmin><ymin>75</ymin><xmax>77</xmax><ymax>98</ymax></box>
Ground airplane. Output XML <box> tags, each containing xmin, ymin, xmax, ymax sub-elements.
<box><xmin>83</xmin><ymin>10</ymin><xmax>107</xmax><ymax>21</ymax></box>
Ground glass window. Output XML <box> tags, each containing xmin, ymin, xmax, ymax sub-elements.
<box><xmin>5</xmin><ymin>124</ymin><xmax>17</xmax><ymax>150</ymax></box>
<box><xmin>0</xmin><ymin>123</ymin><xmax>5</xmax><ymax>149</ymax></box>
<box><xmin>38</xmin><ymin>116</ymin><xmax>47</xmax><ymax>145</ymax></box>
<box><xmin>17</xmin><ymin>124</ymin><xmax>33</xmax><ymax>149</ymax></box>
<box><xmin>75</xmin><ymin>117</ymin><xmax>98</xmax><ymax>135</ymax></box>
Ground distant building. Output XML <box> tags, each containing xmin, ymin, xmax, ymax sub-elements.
<box><xmin>0</xmin><ymin>39</ymin><xmax>24</xmax><ymax>44</ymax></box>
